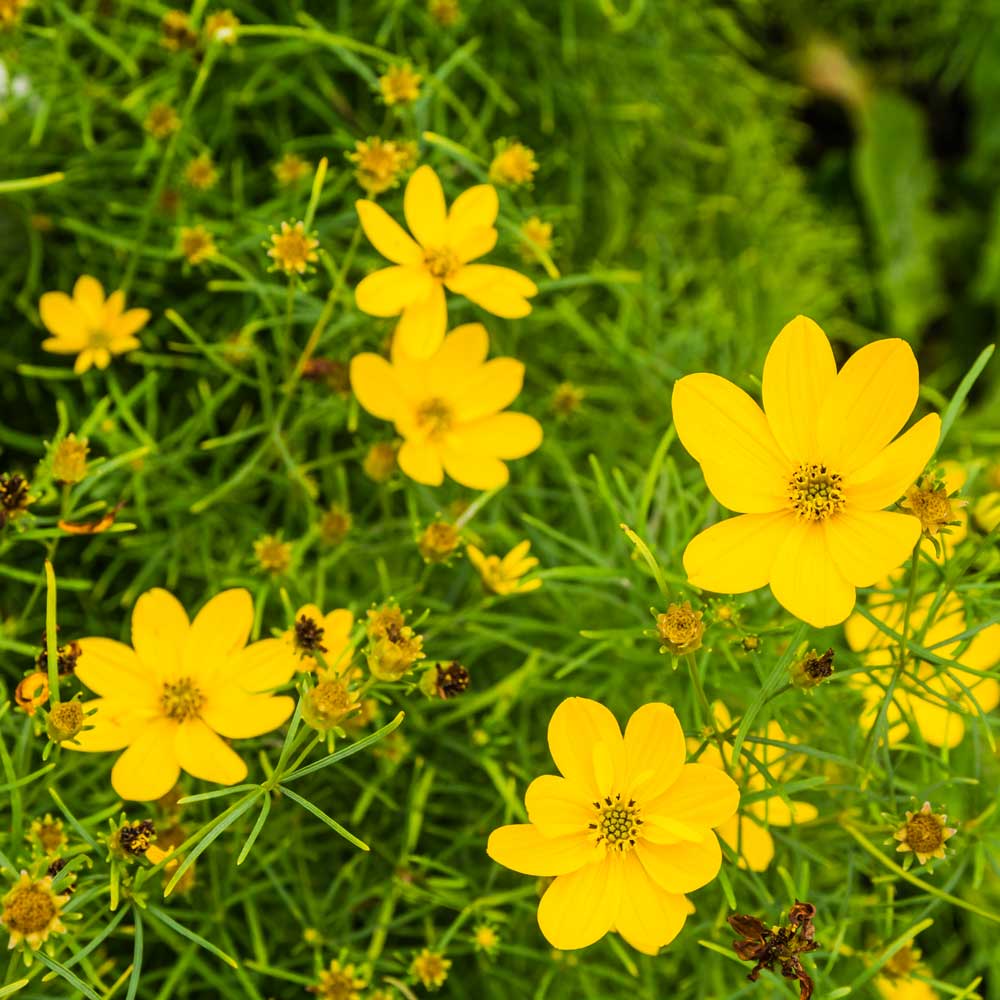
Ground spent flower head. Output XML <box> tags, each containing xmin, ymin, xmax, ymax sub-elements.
<box><xmin>184</xmin><ymin>152</ymin><xmax>219</xmax><ymax>191</ymax></box>
<box><xmin>319</xmin><ymin>504</ymin><xmax>352</xmax><ymax>546</ymax></box>
<box><xmin>145</xmin><ymin>102</ymin><xmax>180</xmax><ymax>139</ymax></box>
<box><xmin>418</xmin><ymin>520</ymin><xmax>461</xmax><ymax>563</ymax></box>
<box><xmin>161</xmin><ymin>10</ymin><xmax>196</xmax><ymax>51</ymax></box>
<box><xmin>790</xmin><ymin>646</ymin><xmax>835</xmax><ymax>690</ymax></box>
<box><xmin>1</xmin><ymin>473</ymin><xmax>34</xmax><ymax>525</ymax></box>
<box><xmin>1</xmin><ymin>872</ymin><xmax>69</xmax><ymax>951</ymax></box>
<box><xmin>179</xmin><ymin>224</ymin><xmax>217</xmax><ymax>265</ymax></box>
<box><xmin>253</xmin><ymin>534</ymin><xmax>293</xmax><ymax>576</ymax></box>
<box><xmin>362</xmin><ymin>441</ymin><xmax>398</xmax><ymax>483</ymax></box>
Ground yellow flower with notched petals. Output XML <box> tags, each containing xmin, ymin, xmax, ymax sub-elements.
<box><xmin>487</xmin><ymin>697</ymin><xmax>739</xmax><ymax>954</ymax></box>
<box><xmin>467</xmin><ymin>540</ymin><xmax>541</xmax><ymax>595</ymax></box>
<box><xmin>673</xmin><ymin>315</ymin><xmax>940</xmax><ymax>627</ymax></box>
<box><xmin>65</xmin><ymin>588</ymin><xmax>297</xmax><ymax>800</ymax></box>
<box><xmin>350</xmin><ymin>323</ymin><xmax>542</xmax><ymax>490</ymax></box>
<box><xmin>354</xmin><ymin>165</ymin><xmax>538</xmax><ymax>358</ymax></box>
<box><xmin>39</xmin><ymin>275</ymin><xmax>150</xmax><ymax>375</ymax></box>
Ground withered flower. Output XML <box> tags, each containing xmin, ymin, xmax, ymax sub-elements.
<box><xmin>729</xmin><ymin>901</ymin><xmax>819</xmax><ymax>1000</ymax></box>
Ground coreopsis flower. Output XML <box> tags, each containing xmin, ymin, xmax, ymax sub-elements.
<box><xmin>145</xmin><ymin>102</ymin><xmax>180</xmax><ymax>139</ymax></box>
<box><xmin>51</xmin><ymin>433</ymin><xmax>89</xmax><ymax>484</ymax></box>
<box><xmin>973</xmin><ymin>490</ymin><xmax>1000</xmax><ymax>533</ymax></box>
<box><xmin>28</xmin><ymin>815</ymin><xmax>67</xmax><ymax>856</ymax></box>
<box><xmin>903</xmin><ymin>461</ymin><xmax>968</xmax><ymax>563</ymax></box>
<box><xmin>846</xmin><ymin>591</ymin><xmax>999</xmax><ymax>748</ymax></box>
<box><xmin>410</xmin><ymin>948</ymin><xmax>451</xmax><ymax>989</ymax></box>
<box><xmin>365</xmin><ymin>604</ymin><xmax>424</xmax><ymax>681</ymax></box>
<box><xmin>249</xmin><ymin>605</ymin><xmax>354</xmax><ymax>677</ymax></box>
<box><xmin>472</xmin><ymin>923</ymin><xmax>499</xmax><ymax>954</ymax></box>
<box><xmin>273</xmin><ymin>152</ymin><xmax>312</xmax><ymax>187</ymax></box>
<box><xmin>729</xmin><ymin>902</ymin><xmax>819</xmax><ymax>1000</ymax></box>
<box><xmin>875</xmin><ymin>940</ymin><xmax>939</xmax><ymax>1000</ymax></box>
<box><xmin>790</xmin><ymin>647</ymin><xmax>835</xmax><ymax>690</ymax></box>
<box><xmin>64</xmin><ymin>588</ymin><xmax>297</xmax><ymax>800</ymax></box>
<box><xmin>39</xmin><ymin>276</ymin><xmax>150</xmax><ymax>374</ymax></box>
<box><xmin>350</xmin><ymin>323</ymin><xmax>542</xmax><ymax>489</ymax></box>
<box><xmin>204</xmin><ymin>10</ymin><xmax>239</xmax><ymax>44</ymax></box>
<box><xmin>379</xmin><ymin>63</ymin><xmax>422</xmax><ymax>105</ymax></box>
<box><xmin>312</xmin><ymin>959</ymin><xmax>367</xmax><ymax>999</ymax></box>
<box><xmin>673</xmin><ymin>316</ymin><xmax>940</xmax><ymax>627</ymax></box>
<box><xmin>551</xmin><ymin>381</ymin><xmax>584</xmax><ymax>418</ymax></box>
<box><xmin>1</xmin><ymin>872</ymin><xmax>68</xmax><ymax>950</ymax></box>
<box><xmin>691</xmin><ymin>703</ymin><xmax>817</xmax><ymax>873</ymax></box>
<box><xmin>0</xmin><ymin>0</ymin><xmax>30</xmax><ymax>28</ymax></box>
<box><xmin>183</xmin><ymin>152</ymin><xmax>218</xmax><ymax>190</ymax></box>
<box><xmin>354</xmin><ymin>165</ymin><xmax>538</xmax><ymax>358</ymax></box>
<box><xmin>893</xmin><ymin>802</ymin><xmax>956</xmax><ymax>866</ymax></box>
<box><xmin>267</xmin><ymin>220</ymin><xmax>319</xmax><ymax>275</ymax></box>
<box><xmin>318</xmin><ymin>504</ymin><xmax>352</xmax><ymax>545</ymax></box>
<box><xmin>655</xmin><ymin>602</ymin><xmax>705</xmax><ymax>655</ymax></box>
<box><xmin>489</xmin><ymin>140</ymin><xmax>538</xmax><ymax>187</ymax></box>
<box><xmin>467</xmin><ymin>540</ymin><xmax>541</xmax><ymax>595</ymax></box>
<box><xmin>303</xmin><ymin>678</ymin><xmax>361</xmax><ymax>732</ymax></box>
<box><xmin>519</xmin><ymin>216</ymin><xmax>553</xmax><ymax>262</ymax></box>
<box><xmin>253</xmin><ymin>534</ymin><xmax>292</xmax><ymax>575</ymax></box>
<box><xmin>347</xmin><ymin>137</ymin><xmax>414</xmax><ymax>196</ymax></box>
<box><xmin>179</xmin><ymin>224</ymin><xmax>217</xmax><ymax>265</ymax></box>
<box><xmin>487</xmin><ymin>697</ymin><xmax>739</xmax><ymax>954</ymax></box>
<box><xmin>46</xmin><ymin>700</ymin><xmax>86</xmax><ymax>743</ymax></box>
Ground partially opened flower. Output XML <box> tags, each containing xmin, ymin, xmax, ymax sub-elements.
<box><xmin>691</xmin><ymin>702</ymin><xmax>817</xmax><ymax>872</ymax></box>
<box><xmin>846</xmin><ymin>591</ymin><xmax>999</xmax><ymax>748</ymax></box>
<box><xmin>673</xmin><ymin>316</ymin><xmax>940</xmax><ymax>627</ymax></box>
<box><xmin>467</xmin><ymin>540</ymin><xmax>541</xmax><ymax>595</ymax></box>
<box><xmin>245</xmin><ymin>604</ymin><xmax>354</xmax><ymax>677</ymax></box>
<box><xmin>350</xmin><ymin>323</ymin><xmax>542</xmax><ymax>489</ymax></box>
<box><xmin>487</xmin><ymin>697</ymin><xmax>739</xmax><ymax>954</ymax></box>
<box><xmin>354</xmin><ymin>165</ymin><xmax>537</xmax><ymax>358</ymax></box>
<box><xmin>66</xmin><ymin>588</ymin><xmax>297</xmax><ymax>800</ymax></box>
<box><xmin>39</xmin><ymin>275</ymin><xmax>150</xmax><ymax>375</ymax></box>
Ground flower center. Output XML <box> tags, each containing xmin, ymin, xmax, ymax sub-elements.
<box><xmin>904</xmin><ymin>814</ymin><xmax>945</xmax><ymax>854</ymax></box>
<box><xmin>5</xmin><ymin>887</ymin><xmax>55</xmax><ymax>934</ymax></box>
<box><xmin>87</xmin><ymin>328</ymin><xmax>112</xmax><ymax>350</ymax></box>
<box><xmin>415</xmin><ymin>397</ymin><xmax>454</xmax><ymax>439</ymax></box>
<box><xmin>423</xmin><ymin>246</ymin><xmax>459</xmax><ymax>280</ymax></box>
<box><xmin>160</xmin><ymin>677</ymin><xmax>205</xmax><ymax>722</ymax></box>
<box><xmin>590</xmin><ymin>792</ymin><xmax>642</xmax><ymax>852</ymax></box>
<box><xmin>787</xmin><ymin>463</ymin><xmax>845</xmax><ymax>521</ymax></box>
<box><xmin>293</xmin><ymin>615</ymin><xmax>327</xmax><ymax>657</ymax></box>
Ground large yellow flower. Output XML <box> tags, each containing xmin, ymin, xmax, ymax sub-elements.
<box><xmin>350</xmin><ymin>323</ymin><xmax>542</xmax><ymax>489</ymax></box>
<box><xmin>487</xmin><ymin>697</ymin><xmax>739</xmax><ymax>954</ymax></box>
<box><xmin>846</xmin><ymin>591</ymin><xmax>999</xmax><ymax>748</ymax></box>
<box><xmin>354</xmin><ymin>165</ymin><xmax>537</xmax><ymax>358</ymax></box>
<box><xmin>66</xmin><ymin>588</ymin><xmax>296</xmax><ymax>800</ymax></box>
<box><xmin>673</xmin><ymin>316</ymin><xmax>940</xmax><ymax>627</ymax></box>
<box><xmin>39</xmin><ymin>275</ymin><xmax>150</xmax><ymax>374</ymax></box>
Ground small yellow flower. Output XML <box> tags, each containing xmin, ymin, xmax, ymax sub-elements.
<box><xmin>428</xmin><ymin>0</ymin><xmax>460</xmax><ymax>26</ymax></box>
<box><xmin>354</xmin><ymin>165</ymin><xmax>538</xmax><ymax>358</ymax></box>
<box><xmin>550</xmin><ymin>381</ymin><xmax>584</xmax><ymax>418</ymax></box>
<box><xmin>39</xmin><ymin>275</ymin><xmax>150</xmax><ymax>375</ymax></box>
<box><xmin>875</xmin><ymin>940</ymin><xmax>939</xmax><ymax>1000</ymax></box>
<box><xmin>467</xmin><ymin>540</ymin><xmax>541</xmax><ymax>595</ymax></box>
<box><xmin>410</xmin><ymin>948</ymin><xmax>451</xmax><ymax>990</ymax></box>
<box><xmin>204</xmin><ymin>9</ymin><xmax>239</xmax><ymax>45</ymax></box>
<box><xmin>273</xmin><ymin>152</ymin><xmax>312</xmax><ymax>187</ymax></box>
<box><xmin>380</xmin><ymin>63</ymin><xmax>422</xmax><ymax>106</ymax></box>
<box><xmin>655</xmin><ymin>602</ymin><xmax>704</xmax><ymax>655</ymax></box>
<box><xmin>63</xmin><ymin>588</ymin><xmax>297</xmax><ymax>800</ymax></box>
<box><xmin>351</xmin><ymin>324</ymin><xmax>542</xmax><ymax>489</ymax></box>
<box><xmin>347</xmin><ymin>137</ymin><xmax>414</xmax><ymax>196</ymax></box>
<box><xmin>489</xmin><ymin>140</ymin><xmax>538</xmax><ymax>187</ymax></box>
<box><xmin>418</xmin><ymin>520</ymin><xmax>461</xmax><ymax>563</ymax></box>
<box><xmin>319</xmin><ymin>504</ymin><xmax>352</xmax><ymax>546</ymax></box>
<box><xmin>184</xmin><ymin>152</ymin><xmax>219</xmax><ymax>191</ymax></box>
<box><xmin>487</xmin><ymin>697</ymin><xmax>739</xmax><ymax>953</ymax></box>
<box><xmin>253</xmin><ymin>534</ymin><xmax>293</xmax><ymax>575</ymax></box>
<box><xmin>362</xmin><ymin>442</ymin><xmax>398</xmax><ymax>483</ymax></box>
<box><xmin>179</xmin><ymin>224</ymin><xmax>217</xmax><ymax>265</ymax></box>
<box><xmin>893</xmin><ymin>802</ymin><xmax>956</xmax><ymax>865</ymax></box>
<box><xmin>901</xmin><ymin>462</ymin><xmax>968</xmax><ymax>561</ymax></box>
<box><xmin>161</xmin><ymin>9</ymin><xmax>196</xmax><ymax>51</ymax></box>
<box><xmin>28</xmin><ymin>815</ymin><xmax>67</xmax><ymax>856</ymax></box>
<box><xmin>0</xmin><ymin>0</ymin><xmax>30</xmax><ymax>28</ymax></box>
<box><xmin>1</xmin><ymin>872</ymin><xmax>68</xmax><ymax>950</ymax></box>
<box><xmin>519</xmin><ymin>216</ymin><xmax>554</xmax><ymax>262</ymax></box>
<box><xmin>145</xmin><ymin>102</ymin><xmax>180</xmax><ymax>139</ymax></box>
<box><xmin>51</xmin><ymin>433</ymin><xmax>89</xmax><ymax>485</ymax></box>
<box><xmin>674</xmin><ymin>316</ymin><xmax>940</xmax><ymax>627</ymax></box>
<box><xmin>312</xmin><ymin>959</ymin><xmax>367</xmax><ymax>1000</ymax></box>
<box><xmin>267</xmin><ymin>220</ymin><xmax>319</xmax><ymax>275</ymax></box>
<box><xmin>303</xmin><ymin>679</ymin><xmax>361</xmax><ymax>733</ymax></box>
<box><xmin>365</xmin><ymin>604</ymin><xmax>424</xmax><ymax>682</ymax></box>
<box><xmin>472</xmin><ymin>923</ymin><xmax>499</xmax><ymax>953</ymax></box>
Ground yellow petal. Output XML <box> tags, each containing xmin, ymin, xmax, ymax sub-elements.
<box><xmin>762</xmin><ymin>315</ymin><xmax>837</xmax><ymax>463</ymax></box>
<box><xmin>201</xmin><ymin>692</ymin><xmax>293</xmax><ymax>739</ymax></box>
<box><xmin>826</xmin><ymin>510</ymin><xmax>920</xmax><ymax>587</ymax></box>
<box><xmin>355</xmin><ymin>265</ymin><xmax>433</xmax><ymax>317</ymax></box>
<box><xmin>907</xmin><ymin>694</ymin><xmax>965</xmax><ymax>749</ymax></box>
<box><xmin>424</xmin><ymin>323</ymin><xmax>490</xmax><ymax>389</ymax></box>
<box><xmin>39</xmin><ymin>291</ymin><xmax>86</xmax><ymax>342</ymax></box>
<box><xmin>683</xmin><ymin>511</ymin><xmax>792</xmax><ymax>594</ymax></box>
<box><xmin>753</xmin><ymin>797</ymin><xmax>819</xmax><ymax>827</ymax></box>
<box><xmin>644</xmin><ymin>763</ymin><xmax>740</xmax><ymax>830</ymax></box>
<box><xmin>717</xmin><ymin>815</ymin><xmax>774</xmax><ymax>873</ymax></box>
<box><xmin>524</xmin><ymin>775</ymin><xmax>594</xmax><ymax>836</ymax></box>
<box><xmin>42</xmin><ymin>337</ymin><xmax>83</xmax><ymax>355</ymax></box>
<box><xmin>446</xmin><ymin>184</ymin><xmax>499</xmax><ymax>246</ymax></box>
<box><xmin>350</xmin><ymin>353</ymin><xmax>406</xmax><ymax>421</ymax></box>
<box><xmin>447</xmin><ymin>413</ymin><xmax>542</xmax><ymax>460</ymax></box>
<box><xmin>66</xmin><ymin>698</ymin><xmax>148</xmax><ymax>752</ymax></box>
<box><xmin>113</xmin><ymin>308</ymin><xmax>151</xmax><ymax>339</ymax></box>
<box><xmin>769</xmin><ymin>519</ymin><xmax>855</xmax><ymax>627</ymax></box>
<box><xmin>961</xmin><ymin>623</ymin><xmax>1000</xmax><ymax>672</ymax></box>
<box><xmin>445</xmin><ymin>357</ymin><xmax>525</xmax><ymax>423</ymax></box>
<box><xmin>73</xmin><ymin>350</ymin><xmax>95</xmax><ymax>374</ymax></box>
<box><xmin>111</xmin><ymin>718</ymin><xmax>181</xmax><ymax>801</ymax></box>
<box><xmin>446</xmin><ymin>264</ymin><xmax>537</xmax><ymax>318</ymax></box>
<box><xmin>635</xmin><ymin>832</ymin><xmax>721</xmax><ymax>894</ymax></box>
<box><xmin>132</xmin><ymin>588</ymin><xmax>190</xmax><ymax>681</ymax></box>
<box><xmin>536</xmin><ymin>859</ymin><xmax>620</xmax><ymax>950</ymax></box>
<box><xmin>486</xmin><ymin>823</ymin><xmax>599</xmax><ymax>876</ymax></box>
<box><xmin>75</xmin><ymin>637</ymin><xmax>158</xmax><ymax>702</ymax></box>
<box><xmin>356</xmin><ymin>199</ymin><xmax>422</xmax><ymax>264</ymax></box>
<box><xmin>440</xmin><ymin>449</ymin><xmax>510</xmax><ymax>490</ymax></box>
<box><xmin>404</xmin><ymin>165</ymin><xmax>447</xmax><ymax>247</ymax></box>
<box><xmin>73</xmin><ymin>275</ymin><xmax>106</xmax><ymax>323</ymax></box>
<box><xmin>547</xmin><ymin>697</ymin><xmax>624</xmax><ymax>800</ymax></box>
<box><xmin>613</xmin><ymin>852</ymin><xmax>689</xmax><ymax>954</ymax></box>
<box><xmin>224</xmin><ymin>638</ymin><xmax>298</xmax><ymax>692</ymax></box>
<box><xmin>672</xmin><ymin>374</ymin><xmax>790</xmax><ymax>513</ymax></box>
<box><xmin>846</xmin><ymin>414</ymin><xmax>941</xmax><ymax>510</ymax></box>
<box><xmin>397</xmin><ymin>440</ymin><xmax>444</xmax><ymax>485</ymax></box>
<box><xmin>622</xmin><ymin>703</ymin><xmax>685</xmax><ymax>801</ymax></box>
<box><xmin>452</xmin><ymin>225</ymin><xmax>498</xmax><ymax>264</ymax></box>
<box><xmin>394</xmin><ymin>284</ymin><xmax>448</xmax><ymax>359</ymax></box>
<box><xmin>185</xmin><ymin>589</ymin><xmax>253</xmax><ymax>680</ymax></box>
<box><xmin>816</xmin><ymin>338</ymin><xmax>919</xmax><ymax>475</ymax></box>
<box><xmin>175</xmin><ymin>719</ymin><xmax>248</xmax><ymax>785</ymax></box>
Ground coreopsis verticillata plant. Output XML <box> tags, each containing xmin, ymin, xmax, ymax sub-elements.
<box><xmin>672</xmin><ymin>315</ymin><xmax>940</xmax><ymax>627</ymax></box>
<box><xmin>354</xmin><ymin>165</ymin><xmax>537</xmax><ymax>358</ymax></box>
<box><xmin>65</xmin><ymin>588</ymin><xmax>296</xmax><ymax>800</ymax></box>
<box><xmin>487</xmin><ymin>697</ymin><xmax>739</xmax><ymax>954</ymax></box>
<box><xmin>350</xmin><ymin>323</ymin><xmax>542</xmax><ymax>489</ymax></box>
<box><xmin>846</xmin><ymin>591</ymin><xmax>999</xmax><ymax>747</ymax></box>
<box><xmin>39</xmin><ymin>275</ymin><xmax>150</xmax><ymax>375</ymax></box>
<box><xmin>466</xmin><ymin>540</ymin><xmax>542</xmax><ymax>595</ymax></box>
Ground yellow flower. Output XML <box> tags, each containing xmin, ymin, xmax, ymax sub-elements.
<box><xmin>273</xmin><ymin>152</ymin><xmax>312</xmax><ymax>187</ymax></box>
<box><xmin>51</xmin><ymin>433</ymin><xmax>89</xmax><ymax>484</ymax></box>
<box><xmin>655</xmin><ymin>602</ymin><xmax>704</xmax><ymax>655</ymax></box>
<box><xmin>846</xmin><ymin>590</ymin><xmax>1000</xmax><ymax>748</ymax></box>
<box><xmin>64</xmin><ymin>588</ymin><xmax>297</xmax><ymax>800</ymax></box>
<box><xmin>179</xmin><ymin>224</ymin><xmax>217</xmax><ymax>265</ymax></box>
<box><xmin>319</xmin><ymin>504</ymin><xmax>352</xmax><ymax>545</ymax></box>
<box><xmin>313</xmin><ymin>959</ymin><xmax>367</xmax><ymax>1000</ymax></box>
<box><xmin>145</xmin><ymin>102</ymin><xmax>180</xmax><ymax>139</ymax></box>
<box><xmin>429</xmin><ymin>0</ymin><xmax>460</xmax><ymax>25</ymax></box>
<box><xmin>267</xmin><ymin>220</ymin><xmax>319</xmax><ymax>275</ymax></box>
<box><xmin>350</xmin><ymin>323</ymin><xmax>542</xmax><ymax>489</ymax></box>
<box><xmin>39</xmin><ymin>275</ymin><xmax>150</xmax><ymax>375</ymax></box>
<box><xmin>691</xmin><ymin>702</ymin><xmax>817</xmax><ymax>873</ymax></box>
<box><xmin>161</xmin><ymin>9</ymin><xmax>196</xmax><ymax>51</ymax></box>
<box><xmin>250</xmin><ymin>605</ymin><xmax>354</xmax><ymax>677</ymax></box>
<box><xmin>0</xmin><ymin>0</ymin><xmax>30</xmax><ymax>28</ymax></box>
<box><xmin>489</xmin><ymin>140</ymin><xmax>538</xmax><ymax>187</ymax></box>
<box><xmin>365</xmin><ymin>604</ymin><xmax>424</xmax><ymax>681</ymax></box>
<box><xmin>875</xmin><ymin>940</ymin><xmax>940</xmax><ymax>1000</ymax></box>
<box><xmin>906</xmin><ymin>460</ymin><xmax>968</xmax><ymax>563</ymax></box>
<box><xmin>893</xmin><ymin>801</ymin><xmax>956</xmax><ymax>865</ymax></box>
<box><xmin>418</xmin><ymin>520</ymin><xmax>461</xmax><ymax>563</ymax></box>
<box><xmin>253</xmin><ymin>534</ymin><xmax>293</xmax><ymax>575</ymax></box>
<box><xmin>347</xmin><ymin>137</ymin><xmax>413</xmax><ymax>196</ymax></box>
<box><xmin>487</xmin><ymin>697</ymin><xmax>739</xmax><ymax>953</ymax></box>
<box><xmin>204</xmin><ymin>10</ymin><xmax>239</xmax><ymax>45</ymax></box>
<box><xmin>28</xmin><ymin>815</ymin><xmax>67</xmax><ymax>856</ymax></box>
<box><xmin>184</xmin><ymin>152</ymin><xmax>218</xmax><ymax>191</ymax></box>
<box><xmin>673</xmin><ymin>316</ymin><xmax>940</xmax><ymax>627</ymax></box>
<box><xmin>1</xmin><ymin>872</ymin><xmax>68</xmax><ymax>950</ymax></box>
<box><xmin>354</xmin><ymin>165</ymin><xmax>538</xmax><ymax>358</ymax></box>
<box><xmin>362</xmin><ymin>441</ymin><xmax>398</xmax><ymax>482</ymax></box>
<box><xmin>410</xmin><ymin>948</ymin><xmax>451</xmax><ymax>989</ymax></box>
<box><xmin>379</xmin><ymin>63</ymin><xmax>422</xmax><ymax>105</ymax></box>
<box><xmin>973</xmin><ymin>490</ymin><xmax>1000</xmax><ymax>533</ymax></box>
<box><xmin>472</xmin><ymin>923</ymin><xmax>499</xmax><ymax>953</ymax></box>
<box><xmin>467</xmin><ymin>540</ymin><xmax>541</xmax><ymax>595</ymax></box>
<box><xmin>519</xmin><ymin>216</ymin><xmax>553</xmax><ymax>262</ymax></box>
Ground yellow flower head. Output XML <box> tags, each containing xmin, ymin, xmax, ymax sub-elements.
<box><xmin>467</xmin><ymin>540</ymin><xmax>541</xmax><ymax>595</ymax></box>
<box><xmin>319</xmin><ymin>504</ymin><xmax>352</xmax><ymax>546</ymax></box>
<box><xmin>655</xmin><ymin>602</ymin><xmax>704</xmax><ymax>655</ymax></box>
<box><xmin>161</xmin><ymin>9</ymin><xmax>196</xmax><ymax>51</ymax></box>
<box><xmin>204</xmin><ymin>10</ymin><xmax>239</xmax><ymax>45</ymax></box>
<box><xmin>691</xmin><ymin>702</ymin><xmax>817</xmax><ymax>873</ymax></box>
<box><xmin>253</xmin><ymin>534</ymin><xmax>293</xmax><ymax>575</ymax></box>
<box><xmin>354</xmin><ymin>165</ymin><xmax>538</xmax><ymax>358</ymax></box>
<box><xmin>348</xmin><ymin>137</ymin><xmax>414</xmax><ymax>196</ymax></box>
<box><xmin>350</xmin><ymin>323</ymin><xmax>542</xmax><ymax>489</ymax></box>
<box><xmin>488</xmin><ymin>698</ymin><xmax>738</xmax><ymax>953</ymax></box>
<box><xmin>14</xmin><ymin>671</ymin><xmax>49</xmax><ymax>716</ymax></box>
<box><xmin>39</xmin><ymin>275</ymin><xmax>150</xmax><ymax>375</ymax></box>
<box><xmin>846</xmin><ymin>591</ymin><xmax>999</xmax><ymax>748</ymax></box>
<box><xmin>273</xmin><ymin>152</ymin><xmax>312</xmax><ymax>187</ymax></box>
<box><xmin>0</xmin><ymin>0</ymin><xmax>30</xmax><ymax>28</ymax></box>
<box><xmin>520</xmin><ymin>216</ymin><xmax>554</xmax><ymax>262</ymax></box>
<box><xmin>429</xmin><ymin>0</ymin><xmax>460</xmax><ymax>26</ymax></box>
<box><xmin>472</xmin><ymin>923</ymin><xmax>499</xmax><ymax>953</ymax></box>
<box><xmin>379</xmin><ymin>63</ymin><xmax>422</xmax><ymax>105</ymax></box>
<box><xmin>51</xmin><ymin>433</ymin><xmax>89</xmax><ymax>485</ymax></box>
<box><xmin>673</xmin><ymin>316</ymin><xmax>940</xmax><ymax>627</ymax></box>
<box><xmin>893</xmin><ymin>801</ymin><xmax>956</xmax><ymax>866</ymax></box>
<box><xmin>184</xmin><ymin>152</ymin><xmax>218</xmax><ymax>191</ymax></box>
<box><xmin>875</xmin><ymin>940</ymin><xmax>939</xmax><ymax>1000</ymax></box>
<box><xmin>1</xmin><ymin>872</ymin><xmax>68</xmax><ymax>950</ymax></box>
<box><xmin>901</xmin><ymin>462</ymin><xmax>968</xmax><ymax>561</ymax></box>
<box><xmin>0</xmin><ymin>472</ymin><xmax>33</xmax><ymax>526</ymax></box>
<box><xmin>63</xmin><ymin>588</ymin><xmax>297</xmax><ymax>800</ymax></box>
<box><xmin>418</xmin><ymin>520</ymin><xmax>461</xmax><ymax>563</ymax></box>
<box><xmin>179</xmin><ymin>225</ymin><xmax>217</xmax><ymax>266</ymax></box>
<box><xmin>365</xmin><ymin>604</ymin><xmax>424</xmax><ymax>681</ymax></box>
<box><xmin>362</xmin><ymin>441</ymin><xmax>398</xmax><ymax>482</ymax></box>
<box><xmin>145</xmin><ymin>102</ymin><xmax>180</xmax><ymax>139</ymax></box>
<box><xmin>28</xmin><ymin>815</ymin><xmax>67</xmax><ymax>856</ymax></box>
<box><xmin>313</xmin><ymin>959</ymin><xmax>367</xmax><ymax>1000</ymax></box>
<box><xmin>410</xmin><ymin>948</ymin><xmax>451</xmax><ymax>989</ymax></box>
<box><xmin>489</xmin><ymin>141</ymin><xmax>538</xmax><ymax>187</ymax></box>
<box><xmin>267</xmin><ymin>220</ymin><xmax>320</xmax><ymax>276</ymax></box>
